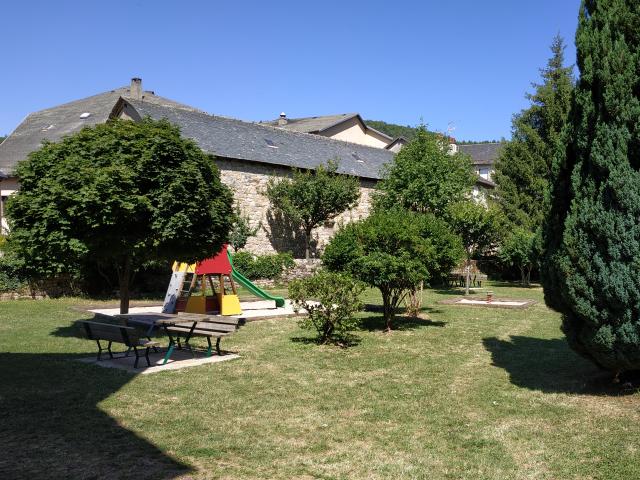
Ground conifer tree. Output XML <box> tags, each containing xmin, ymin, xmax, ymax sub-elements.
<box><xmin>542</xmin><ymin>1</ymin><xmax>640</xmax><ymax>374</ymax></box>
<box><xmin>494</xmin><ymin>35</ymin><xmax>574</xmax><ymax>230</ymax></box>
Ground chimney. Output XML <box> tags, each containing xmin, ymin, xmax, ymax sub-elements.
<box><xmin>278</xmin><ymin>112</ymin><xmax>287</xmax><ymax>126</ymax></box>
<box><xmin>130</xmin><ymin>77</ymin><xmax>142</xmax><ymax>100</ymax></box>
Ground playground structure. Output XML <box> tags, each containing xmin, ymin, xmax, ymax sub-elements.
<box><xmin>162</xmin><ymin>246</ymin><xmax>285</xmax><ymax>316</ymax></box>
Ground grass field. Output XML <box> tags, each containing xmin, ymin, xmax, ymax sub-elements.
<box><xmin>1</xmin><ymin>282</ymin><xmax>638</xmax><ymax>479</ymax></box>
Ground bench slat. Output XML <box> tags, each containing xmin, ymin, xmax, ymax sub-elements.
<box><xmin>172</xmin><ymin>321</ymin><xmax>238</xmax><ymax>333</ymax></box>
<box><xmin>166</xmin><ymin>327</ymin><xmax>232</xmax><ymax>337</ymax></box>
<box><xmin>82</xmin><ymin>321</ymin><xmax>140</xmax><ymax>346</ymax></box>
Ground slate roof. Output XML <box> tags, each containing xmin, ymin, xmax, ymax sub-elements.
<box><xmin>123</xmin><ymin>99</ymin><xmax>394</xmax><ymax>180</ymax></box>
<box><xmin>261</xmin><ymin>113</ymin><xmax>359</xmax><ymax>133</ymax></box>
<box><xmin>458</xmin><ymin>143</ymin><xmax>503</xmax><ymax>165</ymax></box>
<box><xmin>0</xmin><ymin>87</ymin><xmax>197</xmax><ymax>174</ymax></box>
<box><xmin>262</xmin><ymin>113</ymin><xmax>394</xmax><ymax>141</ymax></box>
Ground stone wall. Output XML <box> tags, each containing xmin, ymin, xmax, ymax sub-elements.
<box><xmin>216</xmin><ymin>157</ymin><xmax>376</xmax><ymax>258</ymax></box>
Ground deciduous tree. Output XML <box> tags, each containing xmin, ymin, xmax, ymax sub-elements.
<box><xmin>266</xmin><ymin>160</ymin><xmax>360</xmax><ymax>260</ymax></box>
<box><xmin>323</xmin><ymin>209</ymin><xmax>462</xmax><ymax>331</ymax></box>
<box><xmin>447</xmin><ymin>201</ymin><xmax>501</xmax><ymax>295</ymax></box>
<box><xmin>374</xmin><ymin>126</ymin><xmax>475</xmax><ymax>216</ymax></box>
<box><xmin>7</xmin><ymin>118</ymin><xmax>233</xmax><ymax>313</ymax></box>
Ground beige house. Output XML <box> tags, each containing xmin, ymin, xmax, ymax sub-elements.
<box><xmin>261</xmin><ymin>112</ymin><xmax>405</xmax><ymax>150</ymax></box>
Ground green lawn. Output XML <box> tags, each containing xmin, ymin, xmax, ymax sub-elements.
<box><xmin>1</xmin><ymin>283</ymin><xmax>638</xmax><ymax>479</ymax></box>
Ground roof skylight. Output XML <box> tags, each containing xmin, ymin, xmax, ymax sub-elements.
<box><xmin>265</xmin><ymin>138</ymin><xmax>278</xmax><ymax>148</ymax></box>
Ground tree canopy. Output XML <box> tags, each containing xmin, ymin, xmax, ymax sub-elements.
<box><xmin>447</xmin><ymin>201</ymin><xmax>502</xmax><ymax>294</ymax></box>
<box><xmin>265</xmin><ymin>160</ymin><xmax>360</xmax><ymax>260</ymax></box>
<box><xmin>542</xmin><ymin>1</ymin><xmax>640</xmax><ymax>373</ymax></box>
<box><xmin>493</xmin><ymin>35</ymin><xmax>574</xmax><ymax>231</ymax></box>
<box><xmin>374</xmin><ymin>126</ymin><xmax>475</xmax><ymax>216</ymax></box>
<box><xmin>323</xmin><ymin>208</ymin><xmax>463</xmax><ymax>330</ymax></box>
<box><xmin>7</xmin><ymin>118</ymin><xmax>234</xmax><ymax>313</ymax></box>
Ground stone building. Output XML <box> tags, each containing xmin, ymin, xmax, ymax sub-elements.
<box><xmin>0</xmin><ymin>78</ymin><xmax>500</xmax><ymax>256</ymax></box>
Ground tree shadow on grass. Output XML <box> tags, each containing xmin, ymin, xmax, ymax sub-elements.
<box><xmin>0</xmin><ymin>352</ymin><xmax>192</xmax><ymax>479</ymax></box>
<box><xmin>363</xmin><ymin>304</ymin><xmax>445</xmax><ymax>315</ymax></box>
<box><xmin>359</xmin><ymin>314</ymin><xmax>447</xmax><ymax>332</ymax></box>
<box><xmin>483</xmin><ymin>335</ymin><xmax>633</xmax><ymax>395</ymax></box>
<box><xmin>291</xmin><ymin>332</ymin><xmax>361</xmax><ymax>348</ymax></box>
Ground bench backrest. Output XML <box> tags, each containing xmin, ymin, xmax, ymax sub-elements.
<box><xmin>173</xmin><ymin>319</ymin><xmax>243</xmax><ymax>334</ymax></box>
<box><xmin>81</xmin><ymin>321</ymin><xmax>140</xmax><ymax>346</ymax></box>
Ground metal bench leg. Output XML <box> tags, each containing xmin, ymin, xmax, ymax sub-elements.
<box><xmin>162</xmin><ymin>339</ymin><xmax>175</xmax><ymax>365</ymax></box>
<box><xmin>216</xmin><ymin>337</ymin><xmax>221</xmax><ymax>356</ymax></box>
<box><xmin>133</xmin><ymin>346</ymin><xmax>140</xmax><ymax>368</ymax></box>
<box><xmin>96</xmin><ymin>340</ymin><xmax>103</xmax><ymax>361</ymax></box>
<box><xmin>107</xmin><ymin>341</ymin><xmax>114</xmax><ymax>359</ymax></box>
<box><xmin>145</xmin><ymin>347</ymin><xmax>151</xmax><ymax>367</ymax></box>
<box><xmin>206</xmin><ymin>337</ymin><xmax>213</xmax><ymax>357</ymax></box>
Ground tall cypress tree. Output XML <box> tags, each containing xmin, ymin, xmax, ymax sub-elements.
<box><xmin>494</xmin><ymin>35</ymin><xmax>574</xmax><ymax>230</ymax></box>
<box><xmin>542</xmin><ymin>0</ymin><xmax>640</xmax><ymax>374</ymax></box>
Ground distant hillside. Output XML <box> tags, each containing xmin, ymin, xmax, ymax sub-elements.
<box><xmin>365</xmin><ymin>120</ymin><xmax>498</xmax><ymax>144</ymax></box>
<box><xmin>365</xmin><ymin>120</ymin><xmax>418</xmax><ymax>141</ymax></box>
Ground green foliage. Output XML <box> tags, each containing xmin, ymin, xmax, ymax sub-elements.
<box><xmin>323</xmin><ymin>208</ymin><xmax>463</xmax><ymax>330</ymax></box>
<box><xmin>289</xmin><ymin>271</ymin><xmax>365</xmax><ymax>344</ymax></box>
<box><xmin>0</xmin><ymin>251</ymin><xmax>27</xmax><ymax>293</ymax></box>
<box><xmin>542</xmin><ymin>2</ymin><xmax>640</xmax><ymax>373</ymax></box>
<box><xmin>364</xmin><ymin>120</ymin><xmax>420</xmax><ymax>141</ymax></box>
<box><xmin>447</xmin><ymin>201</ymin><xmax>502</xmax><ymax>294</ymax></box>
<box><xmin>232</xmin><ymin>251</ymin><xmax>294</xmax><ymax>280</ymax></box>
<box><xmin>499</xmin><ymin>227</ymin><xmax>537</xmax><ymax>287</ymax></box>
<box><xmin>494</xmin><ymin>35</ymin><xmax>574</xmax><ymax>230</ymax></box>
<box><xmin>229</xmin><ymin>204</ymin><xmax>260</xmax><ymax>251</ymax></box>
<box><xmin>374</xmin><ymin>126</ymin><xmax>475</xmax><ymax>216</ymax></box>
<box><xmin>266</xmin><ymin>159</ymin><xmax>360</xmax><ymax>259</ymax></box>
<box><xmin>7</xmin><ymin>118</ymin><xmax>234</xmax><ymax>313</ymax></box>
<box><xmin>363</xmin><ymin>121</ymin><xmax>496</xmax><ymax>145</ymax></box>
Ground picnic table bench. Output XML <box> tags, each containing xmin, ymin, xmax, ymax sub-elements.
<box><xmin>116</xmin><ymin>312</ymin><xmax>246</xmax><ymax>365</ymax></box>
<box><xmin>81</xmin><ymin>321</ymin><xmax>161</xmax><ymax>368</ymax></box>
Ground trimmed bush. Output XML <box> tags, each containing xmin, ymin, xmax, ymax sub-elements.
<box><xmin>232</xmin><ymin>251</ymin><xmax>294</xmax><ymax>280</ymax></box>
<box><xmin>289</xmin><ymin>271</ymin><xmax>364</xmax><ymax>344</ymax></box>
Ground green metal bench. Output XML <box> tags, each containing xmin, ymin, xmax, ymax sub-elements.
<box><xmin>166</xmin><ymin>317</ymin><xmax>245</xmax><ymax>357</ymax></box>
<box><xmin>81</xmin><ymin>321</ymin><xmax>161</xmax><ymax>368</ymax></box>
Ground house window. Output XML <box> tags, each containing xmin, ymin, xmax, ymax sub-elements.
<box><xmin>478</xmin><ymin>167</ymin><xmax>490</xmax><ymax>179</ymax></box>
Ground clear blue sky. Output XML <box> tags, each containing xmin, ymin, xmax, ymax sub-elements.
<box><xmin>1</xmin><ymin>0</ymin><xmax>581</xmax><ymax>141</ymax></box>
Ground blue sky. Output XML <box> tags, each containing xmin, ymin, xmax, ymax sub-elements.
<box><xmin>1</xmin><ymin>0</ymin><xmax>580</xmax><ymax>141</ymax></box>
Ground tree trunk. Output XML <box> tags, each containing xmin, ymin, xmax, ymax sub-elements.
<box><xmin>117</xmin><ymin>256</ymin><xmax>132</xmax><ymax>314</ymax></box>
<box><xmin>382</xmin><ymin>289</ymin><xmax>394</xmax><ymax>332</ymax></box>
<box><xmin>520</xmin><ymin>267</ymin><xmax>526</xmax><ymax>287</ymax></box>
<box><xmin>465</xmin><ymin>259</ymin><xmax>471</xmax><ymax>296</ymax></box>
<box><xmin>304</xmin><ymin>226</ymin><xmax>312</xmax><ymax>261</ymax></box>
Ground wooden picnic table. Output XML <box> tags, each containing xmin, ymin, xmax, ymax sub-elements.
<box><xmin>116</xmin><ymin>312</ymin><xmax>244</xmax><ymax>365</ymax></box>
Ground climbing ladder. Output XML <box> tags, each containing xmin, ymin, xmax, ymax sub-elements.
<box><xmin>162</xmin><ymin>264</ymin><xmax>196</xmax><ymax>313</ymax></box>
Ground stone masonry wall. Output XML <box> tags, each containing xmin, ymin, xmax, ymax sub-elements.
<box><xmin>216</xmin><ymin>158</ymin><xmax>376</xmax><ymax>258</ymax></box>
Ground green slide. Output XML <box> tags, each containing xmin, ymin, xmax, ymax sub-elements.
<box><xmin>227</xmin><ymin>251</ymin><xmax>286</xmax><ymax>307</ymax></box>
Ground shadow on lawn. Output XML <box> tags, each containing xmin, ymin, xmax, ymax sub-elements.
<box><xmin>0</xmin><ymin>352</ymin><xmax>192</xmax><ymax>479</ymax></box>
<box><xmin>359</xmin><ymin>314</ymin><xmax>447</xmax><ymax>332</ymax></box>
<box><xmin>483</xmin><ymin>335</ymin><xmax>632</xmax><ymax>395</ymax></box>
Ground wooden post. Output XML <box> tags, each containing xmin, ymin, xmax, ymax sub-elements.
<box><xmin>228</xmin><ymin>275</ymin><xmax>237</xmax><ymax>294</ymax></box>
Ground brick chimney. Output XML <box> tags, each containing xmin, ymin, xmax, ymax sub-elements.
<box><xmin>278</xmin><ymin>112</ymin><xmax>287</xmax><ymax>126</ymax></box>
<box><xmin>130</xmin><ymin>78</ymin><xmax>142</xmax><ymax>100</ymax></box>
